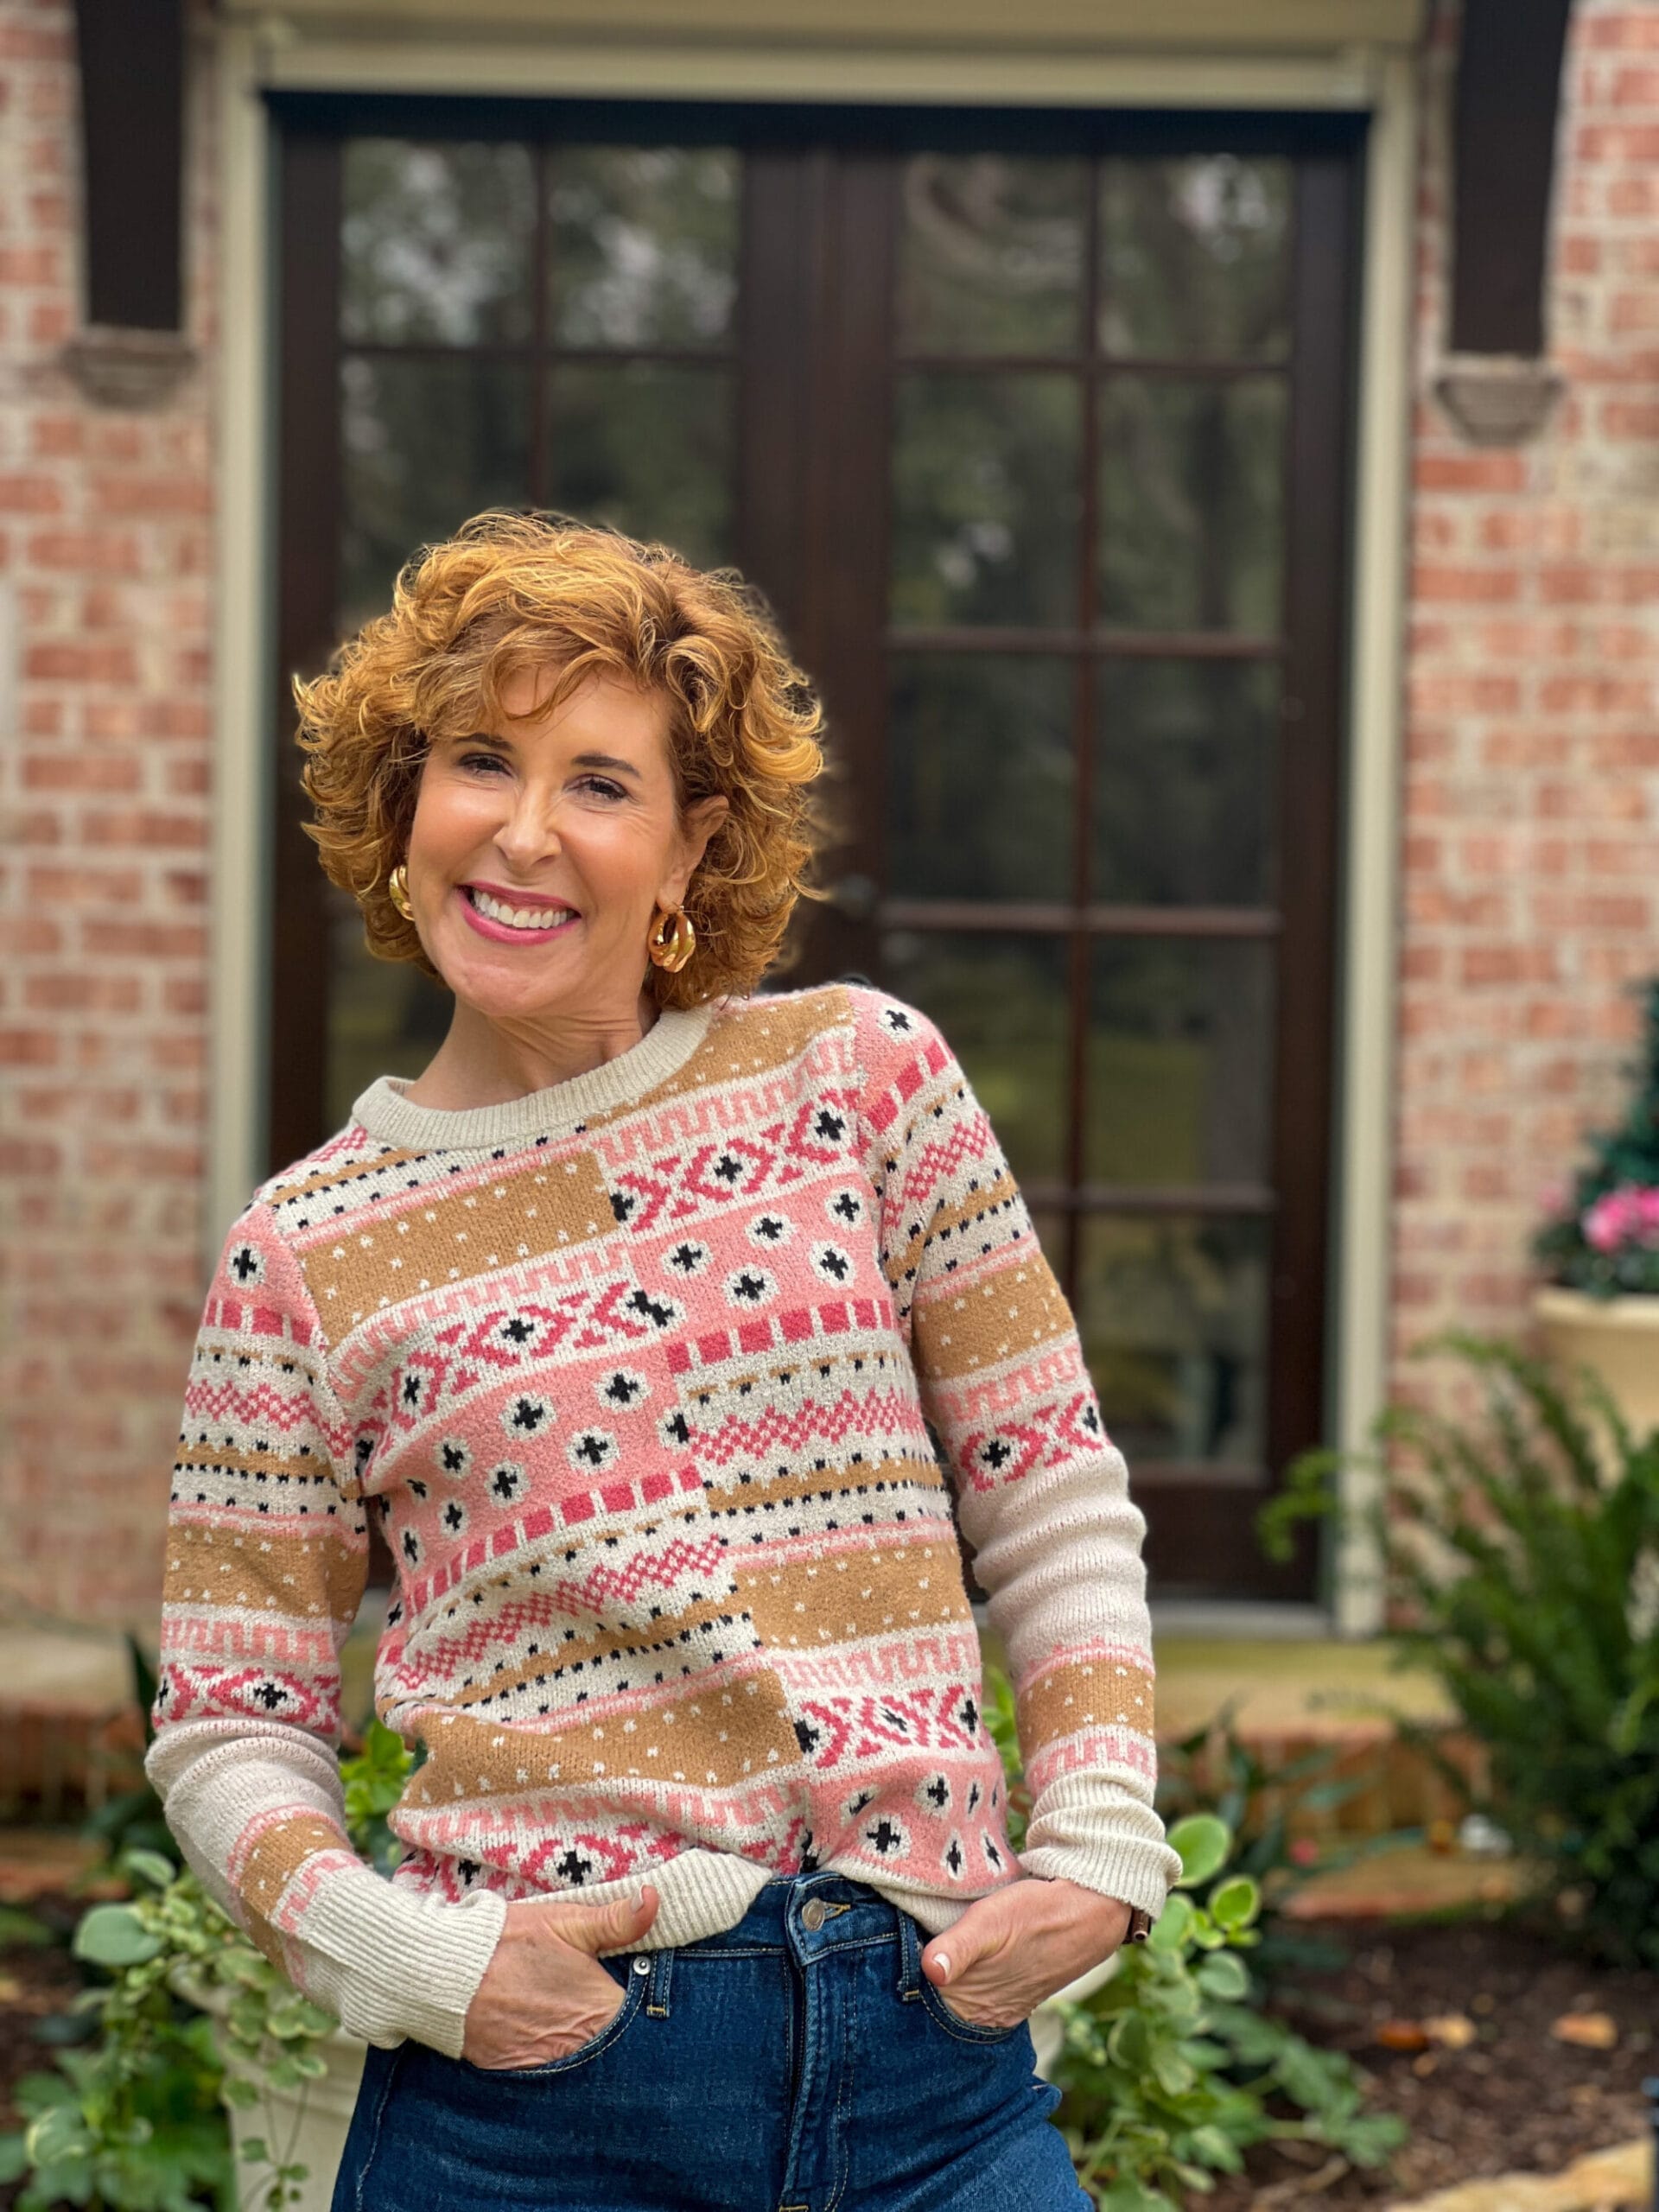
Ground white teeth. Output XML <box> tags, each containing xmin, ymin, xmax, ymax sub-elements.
<box><xmin>469</xmin><ymin>889</ymin><xmax>571</xmax><ymax>932</ymax></box>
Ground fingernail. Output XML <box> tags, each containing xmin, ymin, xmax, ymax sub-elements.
<box><xmin>934</xmin><ymin>1951</ymin><xmax>950</xmax><ymax>1980</ymax></box>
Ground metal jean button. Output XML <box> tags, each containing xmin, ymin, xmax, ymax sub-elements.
<box><xmin>800</xmin><ymin>1898</ymin><xmax>827</xmax><ymax>1931</ymax></box>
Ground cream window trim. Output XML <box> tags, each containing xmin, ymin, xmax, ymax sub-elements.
<box><xmin>250</xmin><ymin>36</ymin><xmax>1388</xmax><ymax>109</ymax></box>
<box><xmin>231</xmin><ymin>0</ymin><xmax>1426</xmax><ymax>51</ymax></box>
<box><xmin>207</xmin><ymin>22</ymin><xmax>276</xmax><ymax>1267</ymax></box>
<box><xmin>212</xmin><ymin>21</ymin><xmax>1419</xmax><ymax>1630</ymax></box>
<box><xmin>1331</xmin><ymin>51</ymin><xmax>1417</xmax><ymax>1637</ymax></box>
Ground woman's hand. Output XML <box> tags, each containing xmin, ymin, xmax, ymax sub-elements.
<box><xmin>461</xmin><ymin>1884</ymin><xmax>659</xmax><ymax>2070</ymax></box>
<box><xmin>919</xmin><ymin>1875</ymin><xmax>1131</xmax><ymax>2030</ymax></box>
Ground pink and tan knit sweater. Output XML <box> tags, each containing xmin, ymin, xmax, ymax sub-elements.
<box><xmin>147</xmin><ymin>982</ymin><xmax>1179</xmax><ymax>2056</ymax></box>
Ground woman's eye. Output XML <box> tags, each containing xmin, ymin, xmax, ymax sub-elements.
<box><xmin>578</xmin><ymin>776</ymin><xmax>628</xmax><ymax>801</ymax></box>
<box><xmin>459</xmin><ymin>751</ymin><xmax>506</xmax><ymax>774</ymax></box>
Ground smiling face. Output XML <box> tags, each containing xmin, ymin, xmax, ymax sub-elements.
<box><xmin>403</xmin><ymin>665</ymin><xmax>727</xmax><ymax>1031</ymax></box>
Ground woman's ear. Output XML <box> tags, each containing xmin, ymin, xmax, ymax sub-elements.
<box><xmin>664</xmin><ymin>794</ymin><xmax>730</xmax><ymax>903</ymax></box>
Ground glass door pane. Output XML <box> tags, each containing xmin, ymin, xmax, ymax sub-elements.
<box><xmin>321</xmin><ymin>136</ymin><xmax>743</xmax><ymax>1131</ymax></box>
<box><xmin>874</xmin><ymin>141</ymin><xmax>1326</xmax><ymax>1594</ymax></box>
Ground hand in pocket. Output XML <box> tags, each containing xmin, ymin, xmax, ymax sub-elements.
<box><xmin>462</xmin><ymin>1884</ymin><xmax>658</xmax><ymax>2070</ymax></box>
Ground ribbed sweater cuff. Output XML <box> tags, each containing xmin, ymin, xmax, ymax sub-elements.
<box><xmin>1017</xmin><ymin>1783</ymin><xmax>1185</xmax><ymax>1921</ymax></box>
<box><xmin>298</xmin><ymin>1867</ymin><xmax>507</xmax><ymax>2056</ymax></box>
<box><xmin>1016</xmin><ymin>1838</ymin><xmax>1179</xmax><ymax>1921</ymax></box>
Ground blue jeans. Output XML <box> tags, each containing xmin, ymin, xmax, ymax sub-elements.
<box><xmin>331</xmin><ymin>1869</ymin><xmax>1090</xmax><ymax>2211</ymax></box>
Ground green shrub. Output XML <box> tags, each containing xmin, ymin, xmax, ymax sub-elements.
<box><xmin>979</xmin><ymin>1658</ymin><xmax>1404</xmax><ymax>2207</ymax></box>
<box><xmin>1261</xmin><ymin>1332</ymin><xmax>1659</xmax><ymax>1969</ymax></box>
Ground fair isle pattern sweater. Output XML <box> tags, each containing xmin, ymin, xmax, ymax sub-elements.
<box><xmin>147</xmin><ymin>982</ymin><xmax>1180</xmax><ymax>2057</ymax></box>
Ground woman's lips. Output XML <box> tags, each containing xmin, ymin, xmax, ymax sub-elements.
<box><xmin>456</xmin><ymin>887</ymin><xmax>581</xmax><ymax>946</ymax></box>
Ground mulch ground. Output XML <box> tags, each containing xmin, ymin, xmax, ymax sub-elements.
<box><xmin>1209</xmin><ymin>1913</ymin><xmax>1656</xmax><ymax>2209</ymax></box>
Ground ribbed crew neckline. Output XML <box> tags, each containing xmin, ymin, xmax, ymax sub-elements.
<box><xmin>350</xmin><ymin>1001</ymin><xmax>719</xmax><ymax>1153</ymax></box>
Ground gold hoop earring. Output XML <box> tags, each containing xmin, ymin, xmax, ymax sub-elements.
<box><xmin>387</xmin><ymin>863</ymin><xmax>413</xmax><ymax>921</ymax></box>
<box><xmin>647</xmin><ymin>904</ymin><xmax>696</xmax><ymax>974</ymax></box>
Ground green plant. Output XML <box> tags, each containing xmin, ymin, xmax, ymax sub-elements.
<box><xmin>1052</xmin><ymin>1814</ymin><xmax>1403</xmax><ymax>2209</ymax></box>
<box><xmin>1261</xmin><ymin>1331</ymin><xmax>1659</xmax><ymax>1970</ymax></box>
<box><xmin>340</xmin><ymin>1720</ymin><xmax>419</xmax><ymax>1878</ymax></box>
<box><xmin>1534</xmin><ymin>976</ymin><xmax>1659</xmax><ymax>1297</ymax></box>
<box><xmin>1157</xmin><ymin>1710</ymin><xmax>1384</xmax><ymax>1981</ymax></box>
<box><xmin>978</xmin><ymin>1657</ymin><xmax>1404</xmax><ymax>2207</ymax></box>
<box><xmin>0</xmin><ymin>1730</ymin><xmax>417</xmax><ymax>2210</ymax></box>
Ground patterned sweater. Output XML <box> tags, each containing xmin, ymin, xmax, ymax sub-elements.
<box><xmin>147</xmin><ymin>982</ymin><xmax>1179</xmax><ymax>2057</ymax></box>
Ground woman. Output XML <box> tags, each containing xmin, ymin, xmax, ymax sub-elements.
<box><xmin>147</xmin><ymin>512</ymin><xmax>1181</xmax><ymax>2212</ymax></box>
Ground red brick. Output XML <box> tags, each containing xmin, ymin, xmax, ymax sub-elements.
<box><xmin>81</xmin><ymin>810</ymin><xmax>205</xmax><ymax>851</ymax></box>
<box><xmin>1583</xmin><ymin>14</ymin><xmax>1659</xmax><ymax>51</ymax></box>
<box><xmin>1415</xmin><ymin>451</ymin><xmax>1529</xmax><ymax>493</ymax></box>
<box><xmin>0</xmin><ymin>473</ymin><xmax>62</xmax><ymax>513</ymax></box>
<box><xmin>0</xmin><ymin>918</ymin><xmax>62</xmax><ymax>957</ymax></box>
<box><xmin>1412</xmin><ymin>564</ymin><xmax>1522</xmax><ymax>605</ymax></box>
<box><xmin>80</xmin><ymin>921</ymin><xmax>205</xmax><ymax>961</ymax></box>
<box><xmin>22</xmin><ymin>640</ymin><xmax>138</xmax><ymax>684</ymax></box>
<box><xmin>19</xmin><ymin>753</ymin><xmax>143</xmax><ymax>793</ymax></box>
<box><xmin>0</xmin><ymin>244</ymin><xmax>58</xmax><ymax>285</ymax></box>
<box><xmin>0</xmin><ymin>1030</ymin><xmax>60</xmax><ymax>1068</ymax></box>
<box><xmin>22</xmin><ymin>975</ymin><xmax>143</xmax><ymax>1014</ymax></box>
<box><xmin>1576</xmin><ymin>119</ymin><xmax>1659</xmax><ymax>162</ymax></box>
<box><xmin>25</xmin><ymin>528</ymin><xmax>142</xmax><ymax>575</ymax></box>
<box><xmin>1599</xmin><ymin>396</ymin><xmax>1659</xmax><ymax>436</ymax></box>
<box><xmin>88</xmin><ymin>474</ymin><xmax>212</xmax><ymax>519</ymax></box>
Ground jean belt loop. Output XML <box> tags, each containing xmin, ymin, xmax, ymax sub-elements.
<box><xmin>645</xmin><ymin>1945</ymin><xmax>673</xmax><ymax>2020</ymax></box>
<box><xmin>894</xmin><ymin>1906</ymin><xmax>923</xmax><ymax>2002</ymax></box>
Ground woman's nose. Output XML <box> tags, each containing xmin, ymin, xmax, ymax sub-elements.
<box><xmin>495</xmin><ymin>791</ymin><xmax>563</xmax><ymax>863</ymax></box>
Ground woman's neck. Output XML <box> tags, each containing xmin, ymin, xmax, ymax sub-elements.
<box><xmin>401</xmin><ymin>988</ymin><xmax>660</xmax><ymax>1110</ymax></box>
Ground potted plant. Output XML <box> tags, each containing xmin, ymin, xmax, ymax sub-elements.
<box><xmin>1531</xmin><ymin>976</ymin><xmax>1659</xmax><ymax>1439</ymax></box>
<box><xmin>0</xmin><ymin>1720</ymin><xmax>415</xmax><ymax>2212</ymax></box>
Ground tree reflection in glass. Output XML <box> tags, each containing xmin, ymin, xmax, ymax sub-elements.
<box><xmin>1098</xmin><ymin>156</ymin><xmax>1292</xmax><ymax>361</ymax></box>
<box><xmin>550</xmin><ymin>147</ymin><xmax>739</xmax><ymax>350</ymax></box>
<box><xmin>341</xmin><ymin>141</ymin><xmax>536</xmax><ymax>346</ymax></box>
<box><xmin>898</xmin><ymin>155</ymin><xmax>1085</xmax><ymax>356</ymax></box>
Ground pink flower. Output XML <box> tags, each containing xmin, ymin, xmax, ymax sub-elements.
<box><xmin>1582</xmin><ymin>1183</ymin><xmax>1659</xmax><ymax>1254</ymax></box>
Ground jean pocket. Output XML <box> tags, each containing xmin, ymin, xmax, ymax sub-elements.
<box><xmin>916</xmin><ymin>1974</ymin><xmax>1027</xmax><ymax>2047</ymax></box>
<box><xmin>460</xmin><ymin>1955</ymin><xmax>648</xmax><ymax>2080</ymax></box>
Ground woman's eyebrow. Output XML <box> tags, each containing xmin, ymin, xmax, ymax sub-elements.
<box><xmin>570</xmin><ymin>751</ymin><xmax>641</xmax><ymax>780</ymax></box>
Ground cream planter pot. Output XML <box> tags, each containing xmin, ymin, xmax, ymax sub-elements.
<box><xmin>1533</xmin><ymin>1287</ymin><xmax>1659</xmax><ymax>1443</ymax></box>
<box><xmin>227</xmin><ymin>2026</ymin><xmax>364</xmax><ymax>2212</ymax></box>
<box><xmin>173</xmin><ymin>1974</ymin><xmax>364</xmax><ymax>2212</ymax></box>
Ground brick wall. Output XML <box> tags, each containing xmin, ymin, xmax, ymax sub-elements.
<box><xmin>1393</xmin><ymin>0</ymin><xmax>1659</xmax><ymax>1395</ymax></box>
<box><xmin>0</xmin><ymin>0</ymin><xmax>215</xmax><ymax>1625</ymax></box>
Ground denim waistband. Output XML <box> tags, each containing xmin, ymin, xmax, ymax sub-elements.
<box><xmin>630</xmin><ymin>1867</ymin><xmax>928</xmax><ymax>2022</ymax></box>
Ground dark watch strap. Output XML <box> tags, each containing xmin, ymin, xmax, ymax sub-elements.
<box><xmin>1125</xmin><ymin>1906</ymin><xmax>1154</xmax><ymax>1944</ymax></box>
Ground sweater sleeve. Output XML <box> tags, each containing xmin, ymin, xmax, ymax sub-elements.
<box><xmin>145</xmin><ymin>1202</ymin><xmax>505</xmax><ymax>2054</ymax></box>
<box><xmin>850</xmin><ymin>988</ymin><xmax>1183</xmax><ymax>1920</ymax></box>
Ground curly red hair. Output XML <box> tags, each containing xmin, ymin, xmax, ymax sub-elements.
<box><xmin>293</xmin><ymin>512</ymin><xmax>829</xmax><ymax>1007</ymax></box>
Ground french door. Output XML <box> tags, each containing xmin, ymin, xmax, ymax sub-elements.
<box><xmin>272</xmin><ymin>98</ymin><xmax>1360</xmax><ymax>1601</ymax></box>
